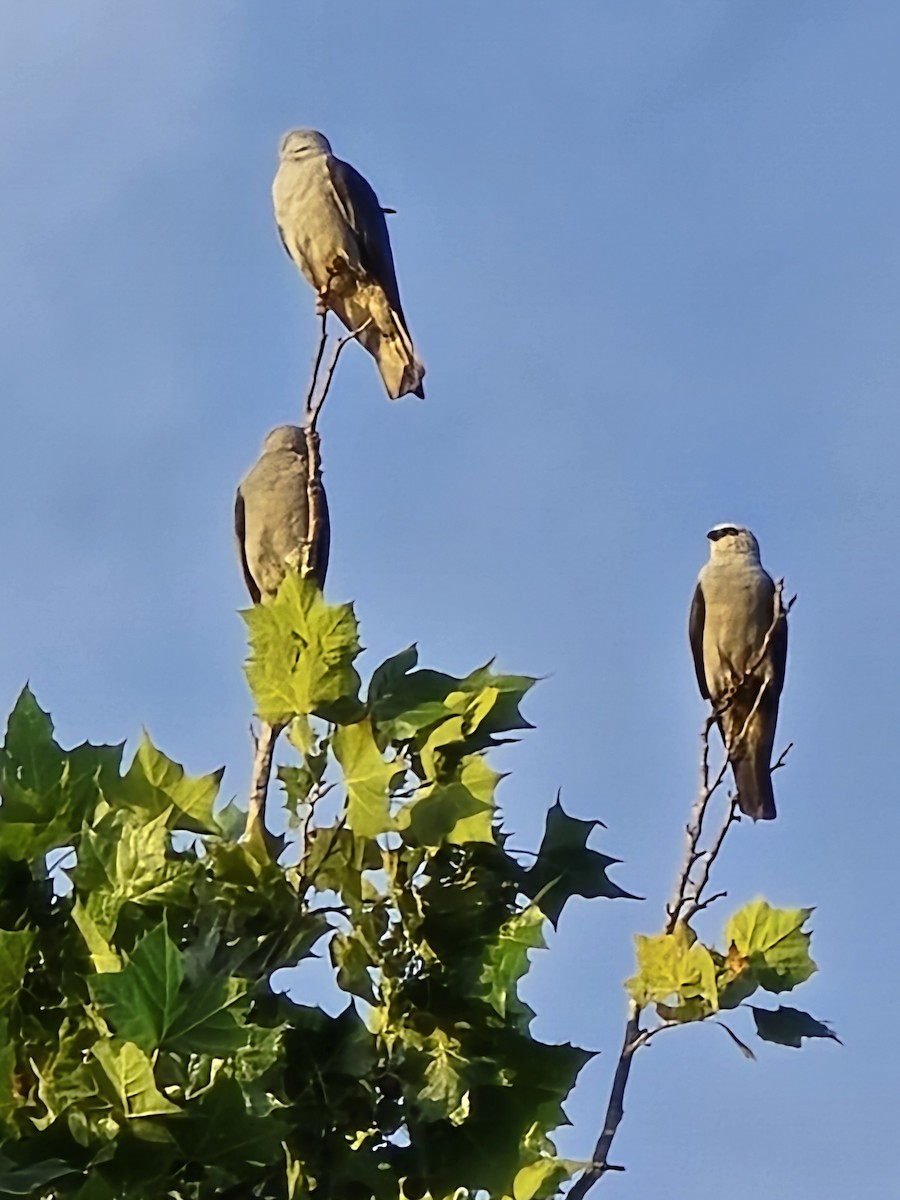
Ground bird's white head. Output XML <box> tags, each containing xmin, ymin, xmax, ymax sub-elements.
<box><xmin>279</xmin><ymin>129</ymin><xmax>332</xmax><ymax>162</ymax></box>
<box><xmin>263</xmin><ymin>425</ymin><xmax>307</xmax><ymax>455</ymax></box>
<box><xmin>706</xmin><ymin>523</ymin><xmax>761</xmax><ymax>561</ymax></box>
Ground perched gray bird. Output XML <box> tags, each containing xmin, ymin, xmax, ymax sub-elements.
<box><xmin>273</xmin><ymin>129</ymin><xmax>425</xmax><ymax>401</ymax></box>
<box><xmin>235</xmin><ymin>425</ymin><xmax>329</xmax><ymax>602</ymax></box>
<box><xmin>689</xmin><ymin>524</ymin><xmax>788</xmax><ymax>821</ymax></box>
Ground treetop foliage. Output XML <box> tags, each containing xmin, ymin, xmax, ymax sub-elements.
<box><xmin>0</xmin><ymin>578</ymin><xmax>634</xmax><ymax>1199</ymax></box>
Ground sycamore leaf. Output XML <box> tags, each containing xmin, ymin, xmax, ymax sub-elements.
<box><xmin>331</xmin><ymin>931</ymin><xmax>377</xmax><ymax>1003</ymax></box>
<box><xmin>166</xmin><ymin>975</ymin><xmax>249</xmax><ymax>1056</ymax></box>
<box><xmin>72</xmin><ymin>899</ymin><xmax>121</xmax><ymax>973</ymax></box>
<box><xmin>725</xmin><ymin>900</ymin><xmax>816</xmax><ymax>993</ymax></box>
<box><xmin>0</xmin><ymin>1157</ymin><xmax>77</xmax><ymax>1195</ymax></box>
<box><xmin>0</xmin><ymin>687</ymin><xmax>122</xmax><ymax>859</ymax></box>
<box><xmin>0</xmin><ymin>1019</ymin><xmax>18</xmax><ymax>1129</ymax></box>
<box><xmin>368</xmin><ymin>644</ymin><xmax>419</xmax><ymax>707</ymax></box>
<box><xmin>243</xmin><ymin>572</ymin><xmax>362</xmax><ymax>725</ymax></box>
<box><xmin>626</xmin><ymin>923</ymin><xmax>718</xmax><ymax>1014</ymax></box>
<box><xmin>752</xmin><ymin>1006</ymin><xmax>841</xmax><ymax>1048</ymax></box>
<box><xmin>91</xmin><ymin>1039</ymin><xmax>181</xmax><ymax>1117</ymax></box>
<box><xmin>524</xmin><ymin>798</ymin><xmax>636</xmax><ymax>926</ymax></box>
<box><xmin>398</xmin><ymin>755</ymin><xmax>498</xmax><ymax>846</ymax></box>
<box><xmin>118</xmin><ymin>735</ymin><xmax>222</xmax><ymax>834</ymax></box>
<box><xmin>480</xmin><ymin>906</ymin><xmax>546</xmax><ymax>1020</ymax></box>
<box><xmin>0</xmin><ymin>929</ymin><xmax>36</xmax><ymax>1009</ymax></box>
<box><xmin>513</xmin><ymin>1158</ymin><xmax>584</xmax><ymax>1200</ymax></box>
<box><xmin>333</xmin><ymin>719</ymin><xmax>399</xmax><ymax>837</ymax></box>
<box><xmin>89</xmin><ymin>921</ymin><xmax>183</xmax><ymax>1053</ymax></box>
<box><xmin>416</xmin><ymin>1031</ymin><xmax>469</xmax><ymax>1124</ymax></box>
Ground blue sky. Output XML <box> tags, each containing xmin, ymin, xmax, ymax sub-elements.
<box><xmin>0</xmin><ymin>2</ymin><xmax>895</xmax><ymax>1195</ymax></box>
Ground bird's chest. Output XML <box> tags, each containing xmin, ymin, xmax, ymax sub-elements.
<box><xmin>275</xmin><ymin>165</ymin><xmax>356</xmax><ymax>283</ymax></box>
<box><xmin>702</xmin><ymin>568</ymin><xmax>772</xmax><ymax>692</ymax></box>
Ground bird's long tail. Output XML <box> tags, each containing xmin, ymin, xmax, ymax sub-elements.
<box><xmin>732</xmin><ymin>756</ymin><xmax>776</xmax><ymax>821</ymax></box>
<box><xmin>335</xmin><ymin>285</ymin><xmax>425</xmax><ymax>400</ymax></box>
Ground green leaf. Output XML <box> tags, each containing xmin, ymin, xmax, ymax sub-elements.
<box><xmin>32</xmin><ymin>1019</ymin><xmax>100</xmax><ymax>1127</ymax></box>
<box><xmin>90</xmin><ymin>921</ymin><xmax>184</xmax><ymax>1052</ymax></box>
<box><xmin>480</xmin><ymin>906</ymin><xmax>546</xmax><ymax>1020</ymax></box>
<box><xmin>0</xmin><ymin>687</ymin><xmax>122</xmax><ymax>859</ymax></box>
<box><xmin>513</xmin><ymin>1157</ymin><xmax>582</xmax><ymax>1200</ymax></box>
<box><xmin>0</xmin><ymin>1020</ymin><xmax>19</xmax><ymax>1129</ymax></box>
<box><xmin>752</xmin><ymin>1006</ymin><xmax>841</xmax><ymax>1048</ymax></box>
<box><xmin>0</xmin><ymin>929</ymin><xmax>36</xmax><ymax>1009</ymax></box>
<box><xmin>333</xmin><ymin>718</ymin><xmax>400</xmax><ymax>837</ymax></box>
<box><xmin>91</xmin><ymin>1039</ymin><xmax>181</xmax><ymax>1117</ymax></box>
<box><xmin>416</xmin><ymin>1031</ymin><xmax>468</xmax><ymax>1124</ymax></box>
<box><xmin>166</xmin><ymin>975</ymin><xmax>249</xmax><ymax>1056</ymax></box>
<box><xmin>118</xmin><ymin>735</ymin><xmax>222</xmax><ymax>834</ymax></box>
<box><xmin>72</xmin><ymin>899</ymin><xmax>121</xmax><ymax>973</ymax></box>
<box><xmin>725</xmin><ymin>899</ymin><xmax>817</xmax><ymax>993</ymax></box>
<box><xmin>399</xmin><ymin>755</ymin><xmax>498</xmax><ymax>846</ymax></box>
<box><xmin>368</xmin><ymin>644</ymin><xmax>419</xmax><ymax>707</ymax></box>
<box><xmin>626</xmin><ymin>923</ymin><xmax>718</xmax><ymax>1014</ymax></box>
<box><xmin>171</xmin><ymin>1076</ymin><xmax>285</xmax><ymax>1171</ymax></box>
<box><xmin>525</xmin><ymin>798</ymin><xmax>636</xmax><ymax>926</ymax></box>
<box><xmin>330</xmin><ymin>931</ymin><xmax>377</xmax><ymax>1003</ymax></box>
<box><xmin>243</xmin><ymin>572</ymin><xmax>362</xmax><ymax>724</ymax></box>
<box><xmin>0</xmin><ymin>1156</ymin><xmax>77</xmax><ymax>1195</ymax></box>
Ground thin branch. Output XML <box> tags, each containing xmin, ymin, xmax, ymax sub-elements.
<box><xmin>567</xmin><ymin>1003</ymin><xmax>641</xmax><ymax>1200</ymax></box>
<box><xmin>772</xmin><ymin>742</ymin><xmax>793</xmax><ymax>772</ymax></box>
<box><xmin>305</xmin><ymin>317</ymin><xmax>374</xmax><ymax>433</ymax></box>
<box><xmin>680</xmin><ymin>797</ymin><xmax>739</xmax><ymax>925</ymax></box>
<box><xmin>243</xmin><ymin>720</ymin><xmax>284</xmax><ymax>847</ymax></box>
<box><xmin>571</xmin><ymin>585</ymin><xmax>796</xmax><ymax>1197</ymax></box>
<box><xmin>301</xmin><ymin>425</ymin><xmax>326</xmax><ymax>582</ymax></box>
<box><xmin>303</xmin><ymin>309</ymin><xmax>329</xmax><ymax>425</ymax></box>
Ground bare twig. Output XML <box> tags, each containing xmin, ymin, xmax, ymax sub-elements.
<box><xmin>570</xmin><ymin>587</ymin><xmax>795</xmax><ymax>1197</ymax></box>
<box><xmin>306</xmin><ymin>317</ymin><xmax>374</xmax><ymax>433</ymax></box>
<box><xmin>304</xmin><ymin>309</ymin><xmax>329</xmax><ymax>424</ymax></box>
<box><xmin>772</xmin><ymin>742</ymin><xmax>793</xmax><ymax>772</ymax></box>
<box><xmin>680</xmin><ymin>797</ymin><xmax>739</xmax><ymax>925</ymax></box>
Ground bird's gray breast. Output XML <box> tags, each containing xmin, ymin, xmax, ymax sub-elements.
<box><xmin>699</xmin><ymin>561</ymin><xmax>774</xmax><ymax>696</ymax></box>
<box><xmin>273</xmin><ymin>157</ymin><xmax>359</xmax><ymax>287</ymax></box>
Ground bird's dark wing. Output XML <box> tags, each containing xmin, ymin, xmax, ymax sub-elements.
<box><xmin>769</xmin><ymin>595</ymin><xmax>788</xmax><ymax>699</ymax></box>
<box><xmin>327</xmin><ymin>155</ymin><xmax>405</xmax><ymax>315</ymax></box>
<box><xmin>275</xmin><ymin>221</ymin><xmax>291</xmax><ymax>261</ymax></box>
<box><xmin>689</xmin><ymin>583</ymin><xmax>710</xmax><ymax>699</ymax></box>
<box><xmin>234</xmin><ymin>489</ymin><xmax>261</xmax><ymax>605</ymax></box>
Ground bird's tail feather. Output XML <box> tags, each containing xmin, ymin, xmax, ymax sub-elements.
<box><xmin>732</xmin><ymin>756</ymin><xmax>776</xmax><ymax>821</ymax></box>
<box><xmin>333</xmin><ymin>286</ymin><xmax>425</xmax><ymax>400</ymax></box>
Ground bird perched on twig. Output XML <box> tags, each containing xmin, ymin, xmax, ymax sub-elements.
<box><xmin>689</xmin><ymin>524</ymin><xmax>788</xmax><ymax>821</ymax></box>
<box><xmin>273</xmin><ymin>128</ymin><xmax>425</xmax><ymax>401</ymax></box>
<box><xmin>234</xmin><ymin>425</ymin><xmax>329</xmax><ymax>602</ymax></box>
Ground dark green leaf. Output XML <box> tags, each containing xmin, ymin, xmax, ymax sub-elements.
<box><xmin>752</xmin><ymin>1005</ymin><xmax>841</xmax><ymax>1048</ymax></box>
<box><xmin>90</xmin><ymin>921</ymin><xmax>183</xmax><ymax>1053</ymax></box>
<box><xmin>118</xmin><ymin>736</ymin><xmax>222</xmax><ymax>834</ymax></box>
<box><xmin>525</xmin><ymin>798</ymin><xmax>636</xmax><ymax>926</ymax></box>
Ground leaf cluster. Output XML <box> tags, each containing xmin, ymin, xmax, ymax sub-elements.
<box><xmin>0</xmin><ymin>577</ymin><xmax>631</xmax><ymax>1199</ymax></box>
<box><xmin>626</xmin><ymin>899</ymin><xmax>838</xmax><ymax>1053</ymax></box>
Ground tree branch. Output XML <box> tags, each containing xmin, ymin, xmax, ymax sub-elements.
<box><xmin>569</xmin><ymin>585</ymin><xmax>795</xmax><ymax>1196</ymax></box>
<box><xmin>243</xmin><ymin>720</ymin><xmax>285</xmax><ymax>848</ymax></box>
